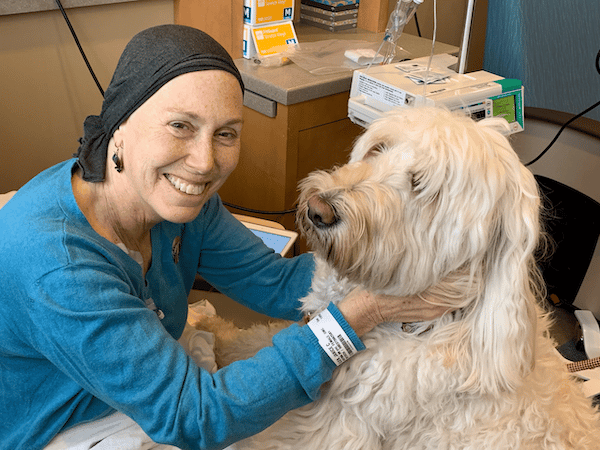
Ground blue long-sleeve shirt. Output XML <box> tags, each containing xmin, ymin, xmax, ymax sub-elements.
<box><xmin>0</xmin><ymin>160</ymin><xmax>364</xmax><ymax>450</ymax></box>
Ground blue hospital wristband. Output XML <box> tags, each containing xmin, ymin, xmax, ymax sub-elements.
<box><xmin>306</xmin><ymin>303</ymin><xmax>365</xmax><ymax>366</ymax></box>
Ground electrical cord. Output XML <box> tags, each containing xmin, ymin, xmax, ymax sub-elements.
<box><xmin>524</xmin><ymin>48</ymin><xmax>600</xmax><ymax>167</ymax></box>
<box><xmin>222</xmin><ymin>201</ymin><xmax>297</xmax><ymax>216</ymax></box>
<box><xmin>55</xmin><ymin>0</ymin><xmax>104</xmax><ymax>97</ymax></box>
<box><xmin>414</xmin><ymin>13</ymin><xmax>422</xmax><ymax>37</ymax></box>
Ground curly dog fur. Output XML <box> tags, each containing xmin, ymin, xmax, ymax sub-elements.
<box><xmin>195</xmin><ymin>107</ymin><xmax>600</xmax><ymax>449</ymax></box>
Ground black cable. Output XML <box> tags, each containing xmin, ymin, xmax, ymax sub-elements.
<box><xmin>55</xmin><ymin>0</ymin><xmax>104</xmax><ymax>97</ymax></box>
<box><xmin>524</xmin><ymin>48</ymin><xmax>600</xmax><ymax>167</ymax></box>
<box><xmin>414</xmin><ymin>12</ymin><xmax>422</xmax><ymax>37</ymax></box>
<box><xmin>222</xmin><ymin>201</ymin><xmax>297</xmax><ymax>216</ymax></box>
<box><xmin>524</xmin><ymin>99</ymin><xmax>600</xmax><ymax>166</ymax></box>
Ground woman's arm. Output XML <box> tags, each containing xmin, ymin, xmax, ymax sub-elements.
<box><xmin>29</xmin><ymin>263</ymin><xmax>355</xmax><ymax>450</ymax></box>
<box><xmin>192</xmin><ymin>195</ymin><xmax>314</xmax><ymax>321</ymax></box>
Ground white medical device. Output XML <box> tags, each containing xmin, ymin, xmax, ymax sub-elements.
<box><xmin>349</xmin><ymin>0</ymin><xmax>524</xmax><ymax>135</ymax></box>
<box><xmin>348</xmin><ymin>55</ymin><xmax>525</xmax><ymax>134</ymax></box>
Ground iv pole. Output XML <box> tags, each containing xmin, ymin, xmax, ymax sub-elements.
<box><xmin>456</xmin><ymin>0</ymin><xmax>477</xmax><ymax>74</ymax></box>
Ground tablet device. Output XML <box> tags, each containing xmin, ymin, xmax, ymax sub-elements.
<box><xmin>239</xmin><ymin>220</ymin><xmax>298</xmax><ymax>256</ymax></box>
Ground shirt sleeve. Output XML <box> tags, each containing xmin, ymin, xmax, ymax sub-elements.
<box><xmin>192</xmin><ymin>196</ymin><xmax>315</xmax><ymax>321</ymax></box>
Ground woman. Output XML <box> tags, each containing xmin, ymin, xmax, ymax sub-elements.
<box><xmin>0</xmin><ymin>25</ymin><xmax>446</xmax><ymax>450</ymax></box>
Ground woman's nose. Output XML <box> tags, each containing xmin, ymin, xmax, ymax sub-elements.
<box><xmin>186</xmin><ymin>138</ymin><xmax>215</xmax><ymax>174</ymax></box>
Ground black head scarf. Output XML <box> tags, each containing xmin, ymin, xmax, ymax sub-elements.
<box><xmin>75</xmin><ymin>24</ymin><xmax>245</xmax><ymax>182</ymax></box>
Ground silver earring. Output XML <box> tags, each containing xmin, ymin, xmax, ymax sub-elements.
<box><xmin>112</xmin><ymin>145</ymin><xmax>123</xmax><ymax>173</ymax></box>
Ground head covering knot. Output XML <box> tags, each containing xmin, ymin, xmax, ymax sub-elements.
<box><xmin>74</xmin><ymin>24</ymin><xmax>244</xmax><ymax>182</ymax></box>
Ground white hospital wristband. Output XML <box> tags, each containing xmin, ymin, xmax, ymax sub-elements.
<box><xmin>307</xmin><ymin>308</ymin><xmax>359</xmax><ymax>366</ymax></box>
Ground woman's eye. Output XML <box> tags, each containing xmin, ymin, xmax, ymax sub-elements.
<box><xmin>170</xmin><ymin>122</ymin><xmax>188</xmax><ymax>130</ymax></box>
<box><xmin>215</xmin><ymin>128</ymin><xmax>239</xmax><ymax>142</ymax></box>
<box><xmin>169</xmin><ymin>122</ymin><xmax>195</xmax><ymax>138</ymax></box>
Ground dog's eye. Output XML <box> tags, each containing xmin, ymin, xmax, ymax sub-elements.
<box><xmin>364</xmin><ymin>144</ymin><xmax>385</xmax><ymax>160</ymax></box>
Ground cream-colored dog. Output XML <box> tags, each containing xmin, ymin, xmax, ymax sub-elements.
<box><xmin>196</xmin><ymin>107</ymin><xmax>600</xmax><ymax>449</ymax></box>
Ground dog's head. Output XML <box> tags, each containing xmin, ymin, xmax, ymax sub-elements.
<box><xmin>297</xmin><ymin>106</ymin><xmax>544</xmax><ymax>395</ymax></box>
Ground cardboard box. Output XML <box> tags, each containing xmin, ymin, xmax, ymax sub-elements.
<box><xmin>244</xmin><ymin>0</ymin><xmax>294</xmax><ymax>26</ymax></box>
<box><xmin>243</xmin><ymin>21</ymin><xmax>298</xmax><ymax>59</ymax></box>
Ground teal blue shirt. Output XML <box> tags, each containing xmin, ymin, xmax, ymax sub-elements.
<box><xmin>0</xmin><ymin>160</ymin><xmax>364</xmax><ymax>450</ymax></box>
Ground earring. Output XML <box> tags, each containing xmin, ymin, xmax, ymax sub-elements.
<box><xmin>112</xmin><ymin>145</ymin><xmax>124</xmax><ymax>173</ymax></box>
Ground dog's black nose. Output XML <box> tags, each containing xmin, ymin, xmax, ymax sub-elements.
<box><xmin>307</xmin><ymin>195</ymin><xmax>337</xmax><ymax>228</ymax></box>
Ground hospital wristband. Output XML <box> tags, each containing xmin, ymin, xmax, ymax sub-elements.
<box><xmin>306</xmin><ymin>303</ymin><xmax>362</xmax><ymax>366</ymax></box>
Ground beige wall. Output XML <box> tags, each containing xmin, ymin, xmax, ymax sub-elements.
<box><xmin>0</xmin><ymin>0</ymin><xmax>174</xmax><ymax>192</ymax></box>
<box><xmin>393</xmin><ymin>0</ymin><xmax>488</xmax><ymax>72</ymax></box>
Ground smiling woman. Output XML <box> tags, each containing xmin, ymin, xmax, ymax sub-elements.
<box><xmin>89</xmin><ymin>70</ymin><xmax>243</xmax><ymax>231</ymax></box>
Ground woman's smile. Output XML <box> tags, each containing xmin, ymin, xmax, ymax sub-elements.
<box><xmin>164</xmin><ymin>173</ymin><xmax>207</xmax><ymax>196</ymax></box>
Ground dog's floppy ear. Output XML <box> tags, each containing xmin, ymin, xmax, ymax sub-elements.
<box><xmin>458</xmin><ymin>127</ymin><xmax>542</xmax><ymax>396</ymax></box>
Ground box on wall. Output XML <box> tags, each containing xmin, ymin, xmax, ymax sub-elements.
<box><xmin>243</xmin><ymin>21</ymin><xmax>298</xmax><ymax>59</ymax></box>
<box><xmin>244</xmin><ymin>0</ymin><xmax>295</xmax><ymax>26</ymax></box>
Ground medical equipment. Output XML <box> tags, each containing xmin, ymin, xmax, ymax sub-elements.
<box><xmin>455</xmin><ymin>0</ymin><xmax>476</xmax><ymax>74</ymax></box>
<box><xmin>349</xmin><ymin>0</ymin><xmax>524</xmax><ymax>135</ymax></box>
<box><xmin>374</xmin><ymin>0</ymin><xmax>423</xmax><ymax>66</ymax></box>
<box><xmin>348</xmin><ymin>54</ymin><xmax>525</xmax><ymax>134</ymax></box>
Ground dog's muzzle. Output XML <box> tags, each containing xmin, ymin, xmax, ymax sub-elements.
<box><xmin>307</xmin><ymin>195</ymin><xmax>338</xmax><ymax>229</ymax></box>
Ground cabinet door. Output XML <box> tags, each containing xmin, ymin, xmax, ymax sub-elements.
<box><xmin>297</xmin><ymin>118</ymin><xmax>361</xmax><ymax>181</ymax></box>
<box><xmin>174</xmin><ymin>0</ymin><xmax>244</xmax><ymax>58</ymax></box>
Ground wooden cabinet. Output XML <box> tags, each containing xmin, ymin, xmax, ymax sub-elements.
<box><xmin>174</xmin><ymin>0</ymin><xmax>245</xmax><ymax>59</ymax></box>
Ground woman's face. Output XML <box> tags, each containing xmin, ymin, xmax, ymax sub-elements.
<box><xmin>112</xmin><ymin>70</ymin><xmax>243</xmax><ymax>225</ymax></box>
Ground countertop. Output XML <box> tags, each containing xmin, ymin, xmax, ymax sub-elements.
<box><xmin>235</xmin><ymin>22</ymin><xmax>459</xmax><ymax>107</ymax></box>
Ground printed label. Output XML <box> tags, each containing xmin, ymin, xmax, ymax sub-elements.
<box><xmin>357</xmin><ymin>72</ymin><xmax>406</xmax><ymax>107</ymax></box>
<box><xmin>251</xmin><ymin>22</ymin><xmax>297</xmax><ymax>56</ymax></box>
<box><xmin>307</xmin><ymin>309</ymin><xmax>358</xmax><ymax>366</ymax></box>
<box><xmin>246</xmin><ymin>0</ymin><xmax>294</xmax><ymax>24</ymax></box>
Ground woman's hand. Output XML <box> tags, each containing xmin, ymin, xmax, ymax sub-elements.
<box><xmin>336</xmin><ymin>288</ymin><xmax>451</xmax><ymax>337</ymax></box>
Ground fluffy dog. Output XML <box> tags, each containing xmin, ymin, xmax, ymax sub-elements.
<box><xmin>196</xmin><ymin>107</ymin><xmax>600</xmax><ymax>449</ymax></box>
